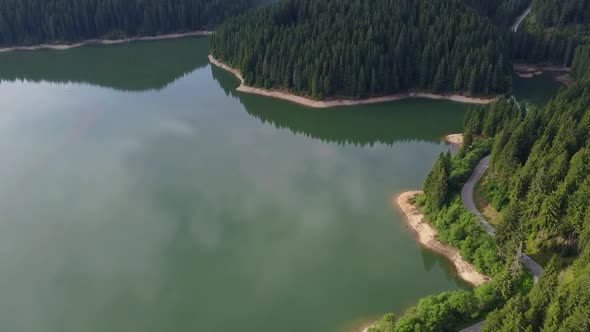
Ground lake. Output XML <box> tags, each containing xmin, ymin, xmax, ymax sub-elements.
<box><xmin>0</xmin><ymin>37</ymin><xmax>559</xmax><ymax>332</ymax></box>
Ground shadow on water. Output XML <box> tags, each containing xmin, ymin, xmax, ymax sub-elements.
<box><xmin>210</xmin><ymin>65</ymin><xmax>470</xmax><ymax>147</ymax></box>
<box><xmin>512</xmin><ymin>73</ymin><xmax>562</xmax><ymax>107</ymax></box>
<box><xmin>0</xmin><ymin>37</ymin><xmax>210</xmax><ymax>92</ymax></box>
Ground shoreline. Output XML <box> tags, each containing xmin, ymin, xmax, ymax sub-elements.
<box><xmin>0</xmin><ymin>31</ymin><xmax>213</xmax><ymax>53</ymax></box>
<box><xmin>555</xmin><ymin>73</ymin><xmax>574</xmax><ymax>87</ymax></box>
<box><xmin>395</xmin><ymin>191</ymin><xmax>490</xmax><ymax>286</ymax></box>
<box><xmin>444</xmin><ymin>133</ymin><xmax>464</xmax><ymax>147</ymax></box>
<box><xmin>513</xmin><ymin>63</ymin><xmax>570</xmax><ymax>73</ymax></box>
<box><xmin>209</xmin><ymin>55</ymin><xmax>498</xmax><ymax>108</ymax></box>
<box><xmin>356</xmin><ymin>321</ymin><xmax>375</xmax><ymax>332</ymax></box>
<box><xmin>513</xmin><ymin>63</ymin><xmax>572</xmax><ymax>86</ymax></box>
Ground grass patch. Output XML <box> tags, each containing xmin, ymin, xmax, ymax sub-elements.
<box><xmin>474</xmin><ymin>170</ymin><xmax>501</xmax><ymax>226</ymax></box>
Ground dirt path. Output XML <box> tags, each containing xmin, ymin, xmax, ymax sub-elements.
<box><xmin>0</xmin><ymin>31</ymin><xmax>213</xmax><ymax>53</ymax></box>
<box><xmin>396</xmin><ymin>191</ymin><xmax>491</xmax><ymax>286</ymax></box>
<box><xmin>209</xmin><ymin>55</ymin><xmax>498</xmax><ymax>108</ymax></box>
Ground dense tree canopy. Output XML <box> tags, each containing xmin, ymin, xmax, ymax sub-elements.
<box><xmin>471</xmin><ymin>81</ymin><xmax>590</xmax><ymax>259</ymax></box>
<box><xmin>510</xmin><ymin>0</ymin><xmax>590</xmax><ymax>66</ymax></box>
<box><xmin>212</xmin><ymin>0</ymin><xmax>513</xmax><ymax>100</ymax></box>
<box><xmin>370</xmin><ymin>50</ymin><xmax>590</xmax><ymax>332</ymax></box>
<box><xmin>0</xmin><ymin>0</ymin><xmax>257</xmax><ymax>46</ymax></box>
<box><xmin>532</xmin><ymin>0</ymin><xmax>590</xmax><ymax>29</ymax></box>
<box><xmin>466</xmin><ymin>0</ymin><xmax>531</xmax><ymax>27</ymax></box>
<box><xmin>571</xmin><ymin>44</ymin><xmax>590</xmax><ymax>78</ymax></box>
<box><xmin>510</xmin><ymin>30</ymin><xmax>581</xmax><ymax>66</ymax></box>
<box><xmin>1</xmin><ymin>0</ymin><xmax>587</xmax><ymax>330</ymax></box>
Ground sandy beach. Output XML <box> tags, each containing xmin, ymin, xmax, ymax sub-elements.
<box><xmin>444</xmin><ymin>134</ymin><xmax>464</xmax><ymax>147</ymax></box>
<box><xmin>209</xmin><ymin>55</ymin><xmax>498</xmax><ymax>108</ymax></box>
<box><xmin>0</xmin><ymin>31</ymin><xmax>213</xmax><ymax>53</ymax></box>
<box><xmin>396</xmin><ymin>191</ymin><xmax>490</xmax><ymax>286</ymax></box>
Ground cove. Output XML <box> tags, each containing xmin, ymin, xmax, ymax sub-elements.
<box><xmin>0</xmin><ymin>37</ymin><xmax>557</xmax><ymax>332</ymax></box>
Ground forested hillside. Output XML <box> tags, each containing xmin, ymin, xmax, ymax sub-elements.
<box><xmin>0</xmin><ymin>0</ymin><xmax>256</xmax><ymax>46</ymax></box>
<box><xmin>211</xmin><ymin>0</ymin><xmax>512</xmax><ymax>100</ymax></box>
<box><xmin>469</xmin><ymin>47</ymin><xmax>590</xmax><ymax>273</ymax></box>
<box><xmin>571</xmin><ymin>45</ymin><xmax>590</xmax><ymax>79</ymax></box>
<box><xmin>510</xmin><ymin>0</ymin><xmax>590</xmax><ymax>66</ymax></box>
<box><xmin>466</xmin><ymin>0</ymin><xmax>530</xmax><ymax>27</ymax></box>
<box><xmin>369</xmin><ymin>50</ymin><xmax>590</xmax><ymax>332</ymax></box>
<box><xmin>472</xmin><ymin>49</ymin><xmax>590</xmax><ymax>332</ymax></box>
<box><xmin>532</xmin><ymin>0</ymin><xmax>590</xmax><ymax>28</ymax></box>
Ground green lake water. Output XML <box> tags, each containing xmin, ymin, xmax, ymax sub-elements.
<box><xmin>0</xmin><ymin>37</ymin><xmax>559</xmax><ymax>332</ymax></box>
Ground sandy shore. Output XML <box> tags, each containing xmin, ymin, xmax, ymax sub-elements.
<box><xmin>0</xmin><ymin>31</ymin><xmax>213</xmax><ymax>53</ymax></box>
<box><xmin>513</xmin><ymin>63</ymin><xmax>570</xmax><ymax>73</ymax></box>
<box><xmin>396</xmin><ymin>191</ymin><xmax>490</xmax><ymax>286</ymax></box>
<box><xmin>359</xmin><ymin>323</ymin><xmax>374</xmax><ymax>332</ymax></box>
<box><xmin>209</xmin><ymin>55</ymin><xmax>498</xmax><ymax>108</ymax></box>
<box><xmin>444</xmin><ymin>134</ymin><xmax>464</xmax><ymax>147</ymax></box>
<box><xmin>513</xmin><ymin>63</ymin><xmax>573</xmax><ymax>86</ymax></box>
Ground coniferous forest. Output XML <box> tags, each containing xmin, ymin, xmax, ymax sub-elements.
<box><xmin>211</xmin><ymin>0</ymin><xmax>513</xmax><ymax>99</ymax></box>
<box><xmin>510</xmin><ymin>0</ymin><xmax>590</xmax><ymax>66</ymax></box>
<box><xmin>0</xmin><ymin>0</ymin><xmax>257</xmax><ymax>46</ymax></box>
<box><xmin>466</xmin><ymin>0</ymin><xmax>531</xmax><ymax>27</ymax></box>
<box><xmin>1</xmin><ymin>0</ymin><xmax>589</xmax><ymax>331</ymax></box>
<box><xmin>369</xmin><ymin>45</ymin><xmax>590</xmax><ymax>332</ymax></box>
<box><xmin>532</xmin><ymin>0</ymin><xmax>590</xmax><ymax>28</ymax></box>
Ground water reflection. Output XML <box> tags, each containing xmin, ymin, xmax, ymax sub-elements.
<box><xmin>512</xmin><ymin>73</ymin><xmax>562</xmax><ymax>107</ymax></box>
<box><xmin>210</xmin><ymin>65</ymin><xmax>469</xmax><ymax>146</ymax></box>
<box><xmin>0</xmin><ymin>37</ymin><xmax>209</xmax><ymax>92</ymax></box>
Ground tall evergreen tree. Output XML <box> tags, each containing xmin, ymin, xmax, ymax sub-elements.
<box><xmin>0</xmin><ymin>0</ymin><xmax>257</xmax><ymax>46</ymax></box>
<box><xmin>211</xmin><ymin>0</ymin><xmax>513</xmax><ymax>99</ymax></box>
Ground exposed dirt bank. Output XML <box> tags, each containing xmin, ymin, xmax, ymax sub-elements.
<box><xmin>209</xmin><ymin>55</ymin><xmax>498</xmax><ymax>108</ymax></box>
<box><xmin>396</xmin><ymin>191</ymin><xmax>491</xmax><ymax>286</ymax></box>
<box><xmin>0</xmin><ymin>31</ymin><xmax>213</xmax><ymax>53</ymax></box>
<box><xmin>513</xmin><ymin>63</ymin><xmax>570</xmax><ymax>73</ymax></box>
<box><xmin>444</xmin><ymin>134</ymin><xmax>464</xmax><ymax>147</ymax></box>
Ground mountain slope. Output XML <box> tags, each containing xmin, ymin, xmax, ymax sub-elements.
<box><xmin>0</xmin><ymin>0</ymin><xmax>256</xmax><ymax>46</ymax></box>
<box><xmin>211</xmin><ymin>0</ymin><xmax>512</xmax><ymax>100</ymax></box>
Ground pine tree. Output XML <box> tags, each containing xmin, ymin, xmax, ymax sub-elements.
<box><xmin>526</xmin><ymin>257</ymin><xmax>559</xmax><ymax>330</ymax></box>
<box><xmin>424</xmin><ymin>153</ymin><xmax>450</xmax><ymax>210</ymax></box>
<box><xmin>211</xmin><ymin>0</ymin><xmax>512</xmax><ymax>100</ymax></box>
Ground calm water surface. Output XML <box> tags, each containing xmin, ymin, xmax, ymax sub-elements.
<box><xmin>513</xmin><ymin>73</ymin><xmax>562</xmax><ymax>106</ymax></box>
<box><xmin>0</xmin><ymin>37</ymin><xmax>556</xmax><ymax>332</ymax></box>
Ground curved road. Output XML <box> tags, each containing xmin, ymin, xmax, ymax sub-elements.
<box><xmin>511</xmin><ymin>6</ymin><xmax>531</xmax><ymax>32</ymax></box>
<box><xmin>461</xmin><ymin>155</ymin><xmax>543</xmax><ymax>282</ymax></box>
<box><xmin>461</xmin><ymin>156</ymin><xmax>495</xmax><ymax>236</ymax></box>
<box><xmin>459</xmin><ymin>6</ymin><xmax>537</xmax><ymax>331</ymax></box>
<box><xmin>460</xmin><ymin>321</ymin><xmax>486</xmax><ymax>332</ymax></box>
<box><xmin>459</xmin><ymin>155</ymin><xmax>543</xmax><ymax>332</ymax></box>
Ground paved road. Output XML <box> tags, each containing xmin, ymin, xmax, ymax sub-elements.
<box><xmin>459</xmin><ymin>7</ymin><xmax>538</xmax><ymax>331</ymax></box>
<box><xmin>460</xmin><ymin>321</ymin><xmax>486</xmax><ymax>332</ymax></box>
<box><xmin>512</xmin><ymin>6</ymin><xmax>531</xmax><ymax>32</ymax></box>
<box><xmin>461</xmin><ymin>156</ymin><xmax>495</xmax><ymax>236</ymax></box>
<box><xmin>459</xmin><ymin>155</ymin><xmax>544</xmax><ymax>332</ymax></box>
<box><xmin>461</xmin><ymin>155</ymin><xmax>543</xmax><ymax>282</ymax></box>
